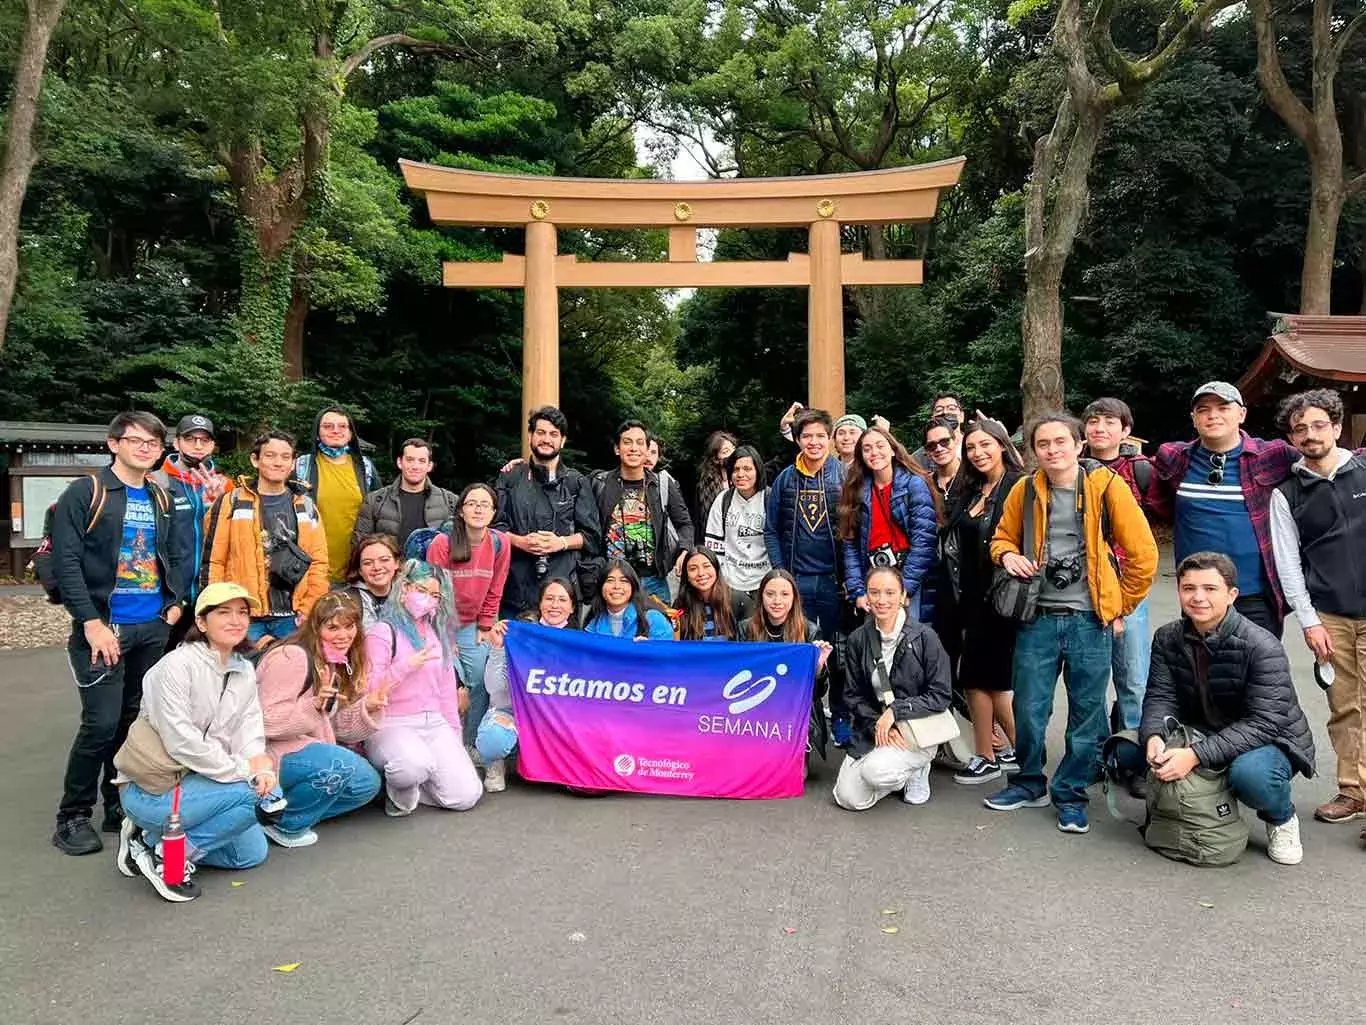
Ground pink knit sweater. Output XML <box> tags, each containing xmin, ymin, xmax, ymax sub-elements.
<box><xmin>426</xmin><ymin>529</ymin><xmax>510</xmax><ymax>629</ymax></box>
<box><xmin>256</xmin><ymin>644</ymin><xmax>383</xmax><ymax>764</ymax></box>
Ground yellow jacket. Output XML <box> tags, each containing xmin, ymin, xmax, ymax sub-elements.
<box><xmin>203</xmin><ymin>477</ymin><xmax>330</xmax><ymax>618</ymax></box>
<box><xmin>989</xmin><ymin>464</ymin><xmax>1157</xmax><ymax>624</ymax></box>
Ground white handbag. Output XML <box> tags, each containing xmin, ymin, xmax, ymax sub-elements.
<box><xmin>875</xmin><ymin>654</ymin><xmax>961</xmax><ymax>751</ymax></box>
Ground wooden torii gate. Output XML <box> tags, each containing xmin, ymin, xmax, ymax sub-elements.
<box><xmin>399</xmin><ymin>158</ymin><xmax>964</xmax><ymax>434</ymax></box>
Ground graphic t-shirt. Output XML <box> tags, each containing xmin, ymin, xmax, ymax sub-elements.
<box><xmin>260</xmin><ymin>490</ymin><xmax>300</xmax><ymax>617</ymax></box>
<box><xmin>791</xmin><ymin>461</ymin><xmax>837</xmax><ymax>576</ymax></box>
<box><xmin>109</xmin><ymin>486</ymin><xmax>160</xmax><ymax>625</ymax></box>
<box><xmin>606</xmin><ymin>480</ymin><xmax>655</xmax><ymax>572</ymax></box>
<box><xmin>1176</xmin><ymin>445</ymin><xmax>1264</xmax><ymax>596</ymax></box>
<box><xmin>316</xmin><ymin>456</ymin><xmax>363</xmax><ymax>582</ymax></box>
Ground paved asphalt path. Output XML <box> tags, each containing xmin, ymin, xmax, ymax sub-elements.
<box><xmin>3</xmin><ymin>558</ymin><xmax>1361</xmax><ymax>1025</ymax></box>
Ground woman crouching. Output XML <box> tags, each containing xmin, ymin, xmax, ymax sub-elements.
<box><xmin>833</xmin><ymin>566</ymin><xmax>952</xmax><ymax>811</ymax></box>
<box><xmin>254</xmin><ymin>592</ymin><xmax>384</xmax><ymax>847</ymax></box>
<box><xmin>113</xmin><ymin>583</ymin><xmax>277</xmax><ymax>902</ymax></box>
<box><xmin>478</xmin><ymin>576</ymin><xmax>581</xmax><ymax>793</ymax></box>
<box><xmin>363</xmin><ymin>560</ymin><xmax>480</xmax><ymax>816</ymax></box>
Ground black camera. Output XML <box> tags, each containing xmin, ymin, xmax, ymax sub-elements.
<box><xmin>1045</xmin><ymin>554</ymin><xmax>1083</xmax><ymax>590</ymax></box>
<box><xmin>869</xmin><ymin>544</ymin><xmax>901</xmax><ymax>569</ymax></box>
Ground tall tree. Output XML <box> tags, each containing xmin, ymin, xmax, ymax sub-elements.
<box><xmin>0</xmin><ymin>0</ymin><xmax>66</xmax><ymax>352</ymax></box>
<box><xmin>1018</xmin><ymin>0</ymin><xmax>1233</xmax><ymax>421</ymax></box>
<box><xmin>1249</xmin><ymin>0</ymin><xmax>1366</xmax><ymax>313</ymax></box>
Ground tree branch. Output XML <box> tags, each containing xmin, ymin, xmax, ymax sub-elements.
<box><xmin>1348</xmin><ymin>169</ymin><xmax>1366</xmax><ymax>199</ymax></box>
<box><xmin>1250</xmin><ymin>0</ymin><xmax>1316</xmax><ymax>145</ymax></box>
<box><xmin>339</xmin><ymin>33</ymin><xmax>463</xmax><ymax>82</ymax></box>
<box><xmin>1334</xmin><ymin>11</ymin><xmax>1366</xmax><ymax>65</ymax></box>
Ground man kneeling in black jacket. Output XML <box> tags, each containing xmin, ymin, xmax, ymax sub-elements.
<box><xmin>1136</xmin><ymin>552</ymin><xmax>1315</xmax><ymax>865</ymax></box>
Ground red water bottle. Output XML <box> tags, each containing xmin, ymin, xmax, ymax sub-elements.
<box><xmin>162</xmin><ymin>783</ymin><xmax>186</xmax><ymax>886</ymax></box>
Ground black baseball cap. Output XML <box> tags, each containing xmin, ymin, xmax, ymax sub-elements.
<box><xmin>176</xmin><ymin>414</ymin><xmax>215</xmax><ymax>439</ymax></box>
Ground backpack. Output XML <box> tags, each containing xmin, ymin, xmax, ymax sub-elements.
<box><xmin>33</xmin><ymin>476</ymin><xmax>169</xmax><ymax>605</ymax></box>
<box><xmin>1104</xmin><ymin>721</ymin><xmax>1249</xmax><ymax>867</ymax></box>
<box><xmin>411</xmin><ymin>521</ymin><xmax>504</xmax><ymax>564</ymax></box>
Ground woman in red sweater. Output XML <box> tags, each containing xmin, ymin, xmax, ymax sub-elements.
<box><xmin>254</xmin><ymin>593</ymin><xmax>385</xmax><ymax>848</ymax></box>
<box><xmin>425</xmin><ymin>482</ymin><xmax>510</xmax><ymax>747</ymax></box>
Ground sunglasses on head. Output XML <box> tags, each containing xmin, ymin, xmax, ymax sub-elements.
<box><xmin>1207</xmin><ymin>451</ymin><xmax>1227</xmax><ymax>485</ymax></box>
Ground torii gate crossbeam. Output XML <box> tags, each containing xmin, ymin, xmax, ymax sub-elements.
<box><xmin>400</xmin><ymin>158</ymin><xmax>964</xmax><ymax>440</ymax></box>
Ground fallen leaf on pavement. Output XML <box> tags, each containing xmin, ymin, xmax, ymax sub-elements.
<box><xmin>230</xmin><ymin>881</ymin><xmax>245</xmax><ymax>888</ymax></box>
<box><xmin>880</xmin><ymin>926</ymin><xmax>899</xmax><ymax>935</ymax></box>
<box><xmin>782</xmin><ymin>927</ymin><xmax>796</xmax><ymax>935</ymax></box>
<box><xmin>1197</xmin><ymin>901</ymin><xmax>1215</xmax><ymax>909</ymax></box>
<box><xmin>880</xmin><ymin>908</ymin><xmax>900</xmax><ymax>916</ymax></box>
<box><xmin>272</xmin><ymin>963</ymin><xmax>301</xmax><ymax>973</ymax></box>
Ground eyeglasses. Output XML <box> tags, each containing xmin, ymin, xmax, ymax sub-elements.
<box><xmin>463</xmin><ymin>500</ymin><xmax>494</xmax><ymax>510</ymax></box>
<box><xmin>319</xmin><ymin>421</ymin><xmax>350</xmax><ymax>431</ymax></box>
<box><xmin>925</xmin><ymin>438</ymin><xmax>954</xmax><ymax>452</ymax></box>
<box><xmin>1290</xmin><ymin>420</ymin><xmax>1333</xmax><ymax>438</ymax></box>
<box><xmin>118</xmin><ymin>435</ymin><xmax>162</xmax><ymax>451</ymax></box>
<box><xmin>1207</xmin><ymin>451</ymin><xmax>1227</xmax><ymax>485</ymax></box>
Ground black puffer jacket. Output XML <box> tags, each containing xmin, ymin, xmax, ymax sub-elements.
<box><xmin>842</xmin><ymin>614</ymin><xmax>952</xmax><ymax>759</ymax></box>
<box><xmin>1141</xmin><ymin>608</ymin><xmax>1315</xmax><ymax>777</ymax></box>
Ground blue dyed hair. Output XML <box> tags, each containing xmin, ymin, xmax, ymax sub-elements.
<box><xmin>378</xmin><ymin>559</ymin><xmax>462</xmax><ymax>663</ymax></box>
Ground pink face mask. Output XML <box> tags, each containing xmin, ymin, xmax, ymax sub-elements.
<box><xmin>321</xmin><ymin>640</ymin><xmax>350</xmax><ymax>665</ymax></box>
<box><xmin>402</xmin><ymin>589</ymin><xmax>439</xmax><ymax>620</ymax></box>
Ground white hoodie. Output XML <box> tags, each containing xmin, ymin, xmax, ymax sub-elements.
<box><xmin>704</xmin><ymin>487</ymin><xmax>772</xmax><ymax>592</ymax></box>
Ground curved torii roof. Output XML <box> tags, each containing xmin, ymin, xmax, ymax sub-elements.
<box><xmin>1239</xmin><ymin>314</ymin><xmax>1366</xmax><ymax>397</ymax></box>
<box><xmin>399</xmin><ymin>158</ymin><xmax>966</xmax><ymax>228</ymax></box>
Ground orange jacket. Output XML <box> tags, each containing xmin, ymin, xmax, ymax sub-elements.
<box><xmin>203</xmin><ymin>477</ymin><xmax>330</xmax><ymax>618</ymax></box>
<box><xmin>989</xmin><ymin>464</ymin><xmax>1157</xmax><ymax>625</ymax></box>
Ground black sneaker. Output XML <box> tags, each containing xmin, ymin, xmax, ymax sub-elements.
<box><xmin>998</xmin><ymin>746</ymin><xmax>1019</xmax><ymax>771</ymax></box>
<box><xmin>131</xmin><ymin>843</ymin><xmax>201</xmax><ymax>903</ymax></box>
<box><xmin>101</xmin><ymin>803</ymin><xmax>125</xmax><ymax>834</ymax></box>
<box><xmin>1126</xmin><ymin>773</ymin><xmax>1149</xmax><ymax>800</ymax></box>
<box><xmin>953</xmin><ymin>756</ymin><xmax>1003</xmax><ymax>785</ymax></box>
<box><xmin>52</xmin><ymin>815</ymin><xmax>103</xmax><ymax>856</ymax></box>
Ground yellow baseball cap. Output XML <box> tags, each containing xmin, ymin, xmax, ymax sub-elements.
<box><xmin>194</xmin><ymin>582</ymin><xmax>262</xmax><ymax>616</ymax></box>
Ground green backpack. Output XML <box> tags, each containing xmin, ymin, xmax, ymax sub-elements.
<box><xmin>1107</xmin><ymin>720</ymin><xmax>1249</xmax><ymax>867</ymax></box>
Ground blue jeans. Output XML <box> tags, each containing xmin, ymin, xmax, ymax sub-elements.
<box><xmin>1013</xmin><ymin>610</ymin><xmax>1113</xmax><ymax>806</ymax></box>
<box><xmin>798</xmin><ymin>572</ymin><xmax>845</xmax><ymax>720</ymax></box>
<box><xmin>1111</xmin><ymin>597</ymin><xmax>1150</xmax><ymax>730</ymax></box>
<box><xmin>1112</xmin><ymin>741</ymin><xmax>1295</xmax><ymax>825</ymax></box>
<box><xmin>248</xmin><ymin>617</ymin><xmax>295</xmax><ymax>645</ymax></box>
<box><xmin>276</xmin><ymin>743</ymin><xmax>381</xmax><ymax>834</ymax></box>
<box><xmin>639</xmin><ymin>574</ymin><xmax>671</xmax><ymax>603</ymax></box>
<box><xmin>120</xmin><ymin>774</ymin><xmax>269</xmax><ymax>869</ymax></box>
<box><xmin>456</xmin><ymin>622</ymin><xmax>493</xmax><ymax>741</ymax></box>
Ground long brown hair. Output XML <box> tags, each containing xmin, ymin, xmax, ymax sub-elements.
<box><xmin>747</xmin><ymin>569</ymin><xmax>809</xmax><ymax>643</ymax></box>
<box><xmin>674</xmin><ymin>546</ymin><xmax>740</xmax><ymax>640</ymax></box>
<box><xmin>293</xmin><ymin>591</ymin><xmax>369</xmax><ymax>702</ymax></box>
<box><xmin>837</xmin><ymin>426</ymin><xmax>943</xmax><ymax>539</ymax></box>
<box><xmin>443</xmin><ymin>482</ymin><xmax>498</xmax><ymax>564</ymax></box>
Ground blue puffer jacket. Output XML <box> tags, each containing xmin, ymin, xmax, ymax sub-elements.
<box><xmin>841</xmin><ymin>466</ymin><xmax>939</xmax><ymax>621</ymax></box>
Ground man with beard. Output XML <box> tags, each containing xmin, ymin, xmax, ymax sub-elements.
<box><xmin>1270</xmin><ymin>389</ymin><xmax>1366</xmax><ymax>827</ymax></box>
<box><xmin>151</xmin><ymin>414</ymin><xmax>233</xmax><ymax>647</ymax></box>
<box><xmin>494</xmin><ymin>406</ymin><xmax>603</xmax><ymax>617</ymax></box>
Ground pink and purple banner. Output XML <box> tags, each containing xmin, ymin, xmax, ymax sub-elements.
<box><xmin>504</xmin><ymin>621</ymin><xmax>818</xmax><ymax>799</ymax></box>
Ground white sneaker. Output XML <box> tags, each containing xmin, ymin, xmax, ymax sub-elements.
<box><xmin>116</xmin><ymin>815</ymin><xmax>138</xmax><ymax>878</ymax></box>
<box><xmin>261</xmin><ymin>824</ymin><xmax>319</xmax><ymax>848</ymax></box>
<box><xmin>1266</xmin><ymin>815</ymin><xmax>1303</xmax><ymax>865</ymax></box>
<box><xmin>484</xmin><ymin>758</ymin><xmax>507</xmax><ymax>793</ymax></box>
<box><xmin>466</xmin><ymin>745</ymin><xmax>484</xmax><ymax>769</ymax></box>
<box><xmin>902</xmin><ymin>765</ymin><xmax>932</xmax><ymax>806</ymax></box>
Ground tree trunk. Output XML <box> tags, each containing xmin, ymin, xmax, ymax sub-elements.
<box><xmin>1021</xmin><ymin>82</ymin><xmax>1108</xmax><ymax>425</ymax></box>
<box><xmin>1300</xmin><ymin>157</ymin><xmax>1344</xmax><ymax>314</ymax></box>
<box><xmin>282</xmin><ymin>276</ymin><xmax>308</xmax><ymax>379</ymax></box>
<box><xmin>0</xmin><ymin>0</ymin><xmax>67</xmax><ymax>353</ymax></box>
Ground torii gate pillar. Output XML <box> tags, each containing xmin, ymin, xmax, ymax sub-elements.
<box><xmin>523</xmin><ymin>219</ymin><xmax>559</xmax><ymax>434</ymax></box>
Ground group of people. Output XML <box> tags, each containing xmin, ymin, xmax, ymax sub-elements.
<box><xmin>43</xmin><ymin>379</ymin><xmax>1366</xmax><ymax>901</ymax></box>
